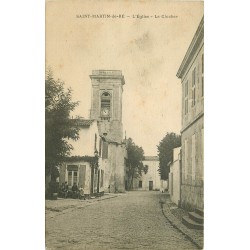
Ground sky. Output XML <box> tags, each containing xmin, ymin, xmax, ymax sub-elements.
<box><xmin>46</xmin><ymin>0</ymin><xmax>204</xmax><ymax>156</ymax></box>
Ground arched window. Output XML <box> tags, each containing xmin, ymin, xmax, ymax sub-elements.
<box><xmin>101</xmin><ymin>92</ymin><xmax>111</xmax><ymax>118</ymax></box>
<box><xmin>101</xmin><ymin>92</ymin><xmax>111</xmax><ymax>108</ymax></box>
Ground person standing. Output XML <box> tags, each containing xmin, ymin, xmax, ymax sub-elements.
<box><xmin>72</xmin><ymin>182</ymin><xmax>78</xmax><ymax>198</ymax></box>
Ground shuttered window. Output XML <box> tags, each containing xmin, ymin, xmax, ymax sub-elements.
<box><xmin>99</xmin><ymin>139</ymin><xmax>102</xmax><ymax>157</ymax></box>
<box><xmin>102</xmin><ymin>141</ymin><xmax>108</xmax><ymax>159</ymax></box>
<box><xmin>184</xmin><ymin>81</ymin><xmax>188</xmax><ymax>115</ymax></box>
<box><xmin>79</xmin><ymin>165</ymin><xmax>86</xmax><ymax>188</ymax></box>
<box><xmin>201</xmin><ymin>128</ymin><xmax>204</xmax><ymax>180</ymax></box>
<box><xmin>184</xmin><ymin>139</ymin><xmax>188</xmax><ymax>180</ymax></box>
<box><xmin>192</xmin><ymin>134</ymin><xmax>196</xmax><ymax>181</ymax></box>
<box><xmin>201</xmin><ymin>54</ymin><xmax>204</xmax><ymax>97</ymax></box>
<box><xmin>192</xmin><ymin>68</ymin><xmax>196</xmax><ymax>106</ymax></box>
<box><xmin>94</xmin><ymin>133</ymin><xmax>97</xmax><ymax>151</ymax></box>
<box><xmin>101</xmin><ymin>92</ymin><xmax>111</xmax><ymax>108</ymax></box>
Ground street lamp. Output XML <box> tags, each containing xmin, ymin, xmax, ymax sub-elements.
<box><xmin>94</xmin><ymin>149</ymin><xmax>98</xmax><ymax>158</ymax></box>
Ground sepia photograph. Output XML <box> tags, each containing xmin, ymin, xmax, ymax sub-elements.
<box><xmin>45</xmin><ymin>0</ymin><xmax>204</xmax><ymax>249</ymax></box>
<box><xmin>4</xmin><ymin>0</ymin><xmax>250</xmax><ymax>249</ymax></box>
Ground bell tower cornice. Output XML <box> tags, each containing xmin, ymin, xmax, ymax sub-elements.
<box><xmin>90</xmin><ymin>70</ymin><xmax>125</xmax><ymax>85</ymax></box>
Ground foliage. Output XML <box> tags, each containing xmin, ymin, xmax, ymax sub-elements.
<box><xmin>143</xmin><ymin>164</ymin><xmax>149</xmax><ymax>175</ymax></box>
<box><xmin>126</xmin><ymin>138</ymin><xmax>146</xmax><ymax>190</ymax></box>
<box><xmin>157</xmin><ymin>132</ymin><xmax>181</xmax><ymax>180</ymax></box>
<box><xmin>45</xmin><ymin>68</ymin><xmax>80</xmax><ymax>180</ymax></box>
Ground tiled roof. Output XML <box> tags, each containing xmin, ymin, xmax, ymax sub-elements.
<box><xmin>71</xmin><ymin>119</ymin><xmax>94</xmax><ymax>126</ymax></box>
<box><xmin>143</xmin><ymin>156</ymin><xmax>159</xmax><ymax>161</ymax></box>
<box><xmin>101</xmin><ymin>135</ymin><xmax>122</xmax><ymax>145</ymax></box>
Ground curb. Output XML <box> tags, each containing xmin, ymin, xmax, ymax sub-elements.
<box><xmin>160</xmin><ymin>200</ymin><xmax>203</xmax><ymax>249</ymax></box>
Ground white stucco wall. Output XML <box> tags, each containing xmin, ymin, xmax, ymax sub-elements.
<box><xmin>169</xmin><ymin>147</ymin><xmax>181</xmax><ymax>206</ymax></box>
<box><xmin>67</xmin><ymin>121</ymin><xmax>99</xmax><ymax>156</ymax></box>
<box><xmin>133</xmin><ymin>158</ymin><xmax>162</xmax><ymax>191</ymax></box>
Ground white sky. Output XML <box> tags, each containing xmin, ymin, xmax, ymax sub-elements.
<box><xmin>46</xmin><ymin>0</ymin><xmax>204</xmax><ymax>155</ymax></box>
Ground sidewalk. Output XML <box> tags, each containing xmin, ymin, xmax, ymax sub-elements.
<box><xmin>160</xmin><ymin>193</ymin><xmax>204</xmax><ymax>249</ymax></box>
<box><xmin>45</xmin><ymin>193</ymin><xmax>121</xmax><ymax>217</ymax></box>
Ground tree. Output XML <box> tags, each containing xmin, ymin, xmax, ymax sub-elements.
<box><xmin>126</xmin><ymin>138</ymin><xmax>147</xmax><ymax>190</ymax></box>
<box><xmin>45</xmin><ymin>69</ymin><xmax>80</xmax><ymax>181</ymax></box>
<box><xmin>157</xmin><ymin>132</ymin><xmax>181</xmax><ymax>180</ymax></box>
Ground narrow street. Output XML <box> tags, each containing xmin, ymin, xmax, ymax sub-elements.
<box><xmin>46</xmin><ymin>191</ymin><xmax>198</xmax><ymax>250</ymax></box>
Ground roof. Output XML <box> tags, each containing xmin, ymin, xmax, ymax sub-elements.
<box><xmin>91</xmin><ymin>70</ymin><xmax>122</xmax><ymax>76</ymax></box>
<box><xmin>100</xmin><ymin>135</ymin><xmax>123</xmax><ymax>145</ymax></box>
<box><xmin>176</xmin><ymin>16</ymin><xmax>204</xmax><ymax>79</ymax></box>
<box><xmin>143</xmin><ymin>156</ymin><xmax>159</xmax><ymax>161</ymax></box>
<box><xmin>90</xmin><ymin>69</ymin><xmax>125</xmax><ymax>85</ymax></box>
<box><xmin>70</xmin><ymin>119</ymin><xmax>94</xmax><ymax>127</ymax></box>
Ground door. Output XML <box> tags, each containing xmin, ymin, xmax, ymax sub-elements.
<box><xmin>149</xmin><ymin>181</ymin><xmax>153</xmax><ymax>191</ymax></box>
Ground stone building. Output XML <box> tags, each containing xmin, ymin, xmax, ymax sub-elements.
<box><xmin>89</xmin><ymin>70</ymin><xmax>127</xmax><ymax>193</ymax></box>
<box><xmin>132</xmin><ymin>156</ymin><xmax>167</xmax><ymax>191</ymax></box>
<box><xmin>59</xmin><ymin>70</ymin><xmax>127</xmax><ymax>195</ymax></box>
<box><xmin>176</xmin><ymin>16</ymin><xmax>204</xmax><ymax>210</ymax></box>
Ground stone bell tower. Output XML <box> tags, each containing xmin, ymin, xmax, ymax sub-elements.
<box><xmin>90</xmin><ymin>70</ymin><xmax>125</xmax><ymax>143</ymax></box>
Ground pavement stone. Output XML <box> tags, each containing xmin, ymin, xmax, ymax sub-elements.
<box><xmin>46</xmin><ymin>191</ymin><xmax>201</xmax><ymax>250</ymax></box>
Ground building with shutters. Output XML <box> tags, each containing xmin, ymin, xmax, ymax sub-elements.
<box><xmin>176</xmin><ymin>16</ymin><xmax>204</xmax><ymax>210</ymax></box>
<box><xmin>59</xmin><ymin>119</ymin><xmax>105</xmax><ymax>196</ymax></box>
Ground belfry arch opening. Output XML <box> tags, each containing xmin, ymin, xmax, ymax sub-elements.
<box><xmin>101</xmin><ymin>92</ymin><xmax>111</xmax><ymax>109</ymax></box>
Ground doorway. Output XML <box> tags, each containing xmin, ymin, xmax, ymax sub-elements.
<box><xmin>149</xmin><ymin>181</ymin><xmax>153</xmax><ymax>191</ymax></box>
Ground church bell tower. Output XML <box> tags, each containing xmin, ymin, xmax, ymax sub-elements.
<box><xmin>89</xmin><ymin>70</ymin><xmax>125</xmax><ymax>143</ymax></box>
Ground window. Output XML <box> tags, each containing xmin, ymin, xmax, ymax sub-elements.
<box><xmin>201</xmin><ymin>128</ymin><xmax>204</xmax><ymax>180</ymax></box>
<box><xmin>73</xmin><ymin>171</ymin><xmax>77</xmax><ymax>184</ymax></box>
<box><xmin>184</xmin><ymin>81</ymin><xmax>188</xmax><ymax>115</ymax></box>
<box><xmin>67</xmin><ymin>165</ymin><xmax>78</xmax><ymax>186</ymax></box>
<box><xmin>184</xmin><ymin>139</ymin><xmax>188</xmax><ymax>180</ymax></box>
<box><xmin>68</xmin><ymin>171</ymin><xmax>72</xmax><ymax>186</ymax></box>
<box><xmin>79</xmin><ymin>165</ymin><xmax>86</xmax><ymax>189</ymax></box>
<box><xmin>192</xmin><ymin>68</ymin><xmax>196</xmax><ymax>106</ymax></box>
<box><xmin>101</xmin><ymin>92</ymin><xmax>111</xmax><ymax>119</ymax></box>
<box><xmin>101</xmin><ymin>92</ymin><xmax>111</xmax><ymax>107</ymax></box>
<box><xmin>94</xmin><ymin>133</ymin><xmax>97</xmax><ymax>151</ymax></box>
<box><xmin>170</xmin><ymin>173</ymin><xmax>173</xmax><ymax>195</ymax></box>
<box><xmin>139</xmin><ymin>181</ymin><xmax>142</xmax><ymax>188</ymax></box>
<box><xmin>102</xmin><ymin>141</ymin><xmax>108</xmax><ymax>159</ymax></box>
<box><xmin>99</xmin><ymin>139</ymin><xmax>102</xmax><ymax>157</ymax></box>
<box><xmin>201</xmin><ymin>54</ymin><xmax>204</xmax><ymax>97</ymax></box>
<box><xmin>191</xmin><ymin>134</ymin><xmax>196</xmax><ymax>181</ymax></box>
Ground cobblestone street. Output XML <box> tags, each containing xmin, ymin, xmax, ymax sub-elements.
<box><xmin>46</xmin><ymin>191</ymin><xmax>199</xmax><ymax>250</ymax></box>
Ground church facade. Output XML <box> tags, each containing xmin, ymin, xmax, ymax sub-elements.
<box><xmin>90</xmin><ymin>70</ymin><xmax>127</xmax><ymax>193</ymax></box>
<box><xmin>58</xmin><ymin>70</ymin><xmax>127</xmax><ymax>195</ymax></box>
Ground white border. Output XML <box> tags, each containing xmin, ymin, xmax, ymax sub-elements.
<box><xmin>2</xmin><ymin>0</ymin><xmax>250</xmax><ymax>249</ymax></box>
